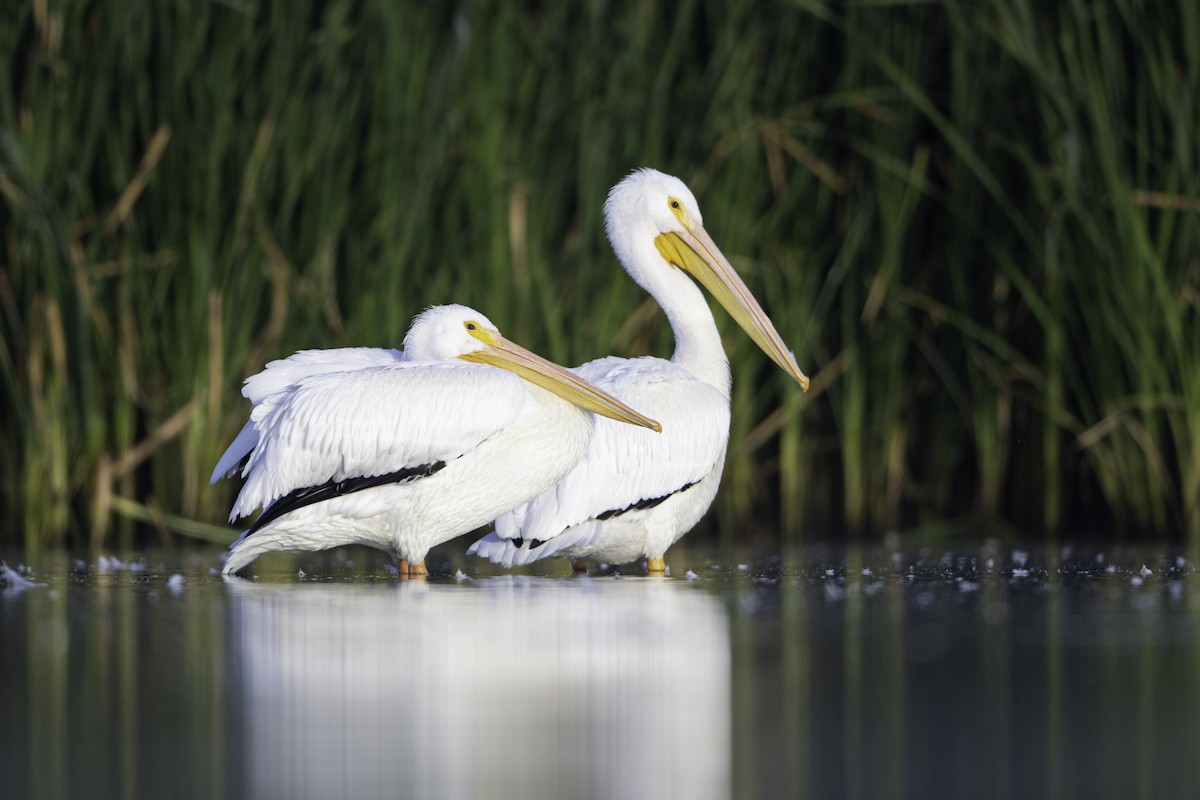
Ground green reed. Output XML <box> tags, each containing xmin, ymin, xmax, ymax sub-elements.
<box><xmin>1</xmin><ymin>0</ymin><xmax>1196</xmax><ymax>549</ymax></box>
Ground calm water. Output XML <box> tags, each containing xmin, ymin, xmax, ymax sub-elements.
<box><xmin>3</xmin><ymin>542</ymin><xmax>1199</xmax><ymax>799</ymax></box>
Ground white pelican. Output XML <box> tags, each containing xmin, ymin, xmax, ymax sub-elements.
<box><xmin>211</xmin><ymin>304</ymin><xmax>660</xmax><ymax>577</ymax></box>
<box><xmin>469</xmin><ymin>169</ymin><xmax>809</xmax><ymax>572</ymax></box>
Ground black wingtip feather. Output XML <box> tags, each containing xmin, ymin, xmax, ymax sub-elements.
<box><xmin>246</xmin><ymin>460</ymin><xmax>447</xmax><ymax>537</ymax></box>
<box><xmin>594</xmin><ymin>480</ymin><xmax>699</xmax><ymax>522</ymax></box>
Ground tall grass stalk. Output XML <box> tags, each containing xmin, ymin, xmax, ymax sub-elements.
<box><xmin>1</xmin><ymin>0</ymin><xmax>1196</xmax><ymax>549</ymax></box>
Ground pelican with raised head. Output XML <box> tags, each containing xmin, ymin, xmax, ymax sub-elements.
<box><xmin>469</xmin><ymin>169</ymin><xmax>809</xmax><ymax>573</ymax></box>
<box><xmin>211</xmin><ymin>304</ymin><xmax>660</xmax><ymax>577</ymax></box>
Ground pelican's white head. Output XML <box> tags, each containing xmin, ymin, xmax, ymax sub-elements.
<box><xmin>403</xmin><ymin>304</ymin><xmax>661</xmax><ymax>431</ymax></box>
<box><xmin>403</xmin><ymin>304</ymin><xmax>499</xmax><ymax>361</ymax></box>
<box><xmin>604</xmin><ymin>169</ymin><xmax>704</xmax><ymax>274</ymax></box>
<box><xmin>601</xmin><ymin>168</ymin><xmax>811</xmax><ymax>391</ymax></box>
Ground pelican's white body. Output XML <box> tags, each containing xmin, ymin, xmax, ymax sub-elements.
<box><xmin>470</xmin><ymin>170</ymin><xmax>737</xmax><ymax>567</ymax></box>
<box><xmin>472</xmin><ymin>356</ymin><xmax>731</xmax><ymax>567</ymax></box>
<box><xmin>213</xmin><ymin>306</ymin><xmax>595</xmax><ymax>575</ymax></box>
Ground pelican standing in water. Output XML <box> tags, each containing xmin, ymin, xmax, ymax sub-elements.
<box><xmin>469</xmin><ymin>169</ymin><xmax>809</xmax><ymax>572</ymax></box>
<box><xmin>211</xmin><ymin>304</ymin><xmax>660</xmax><ymax>576</ymax></box>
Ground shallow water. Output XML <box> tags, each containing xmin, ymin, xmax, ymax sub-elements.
<box><xmin>3</xmin><ymin>543</ymin><xmax>1199</xmax><ymax>799</ymax></box>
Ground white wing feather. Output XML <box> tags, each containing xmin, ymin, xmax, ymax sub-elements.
<box><xmin>211</xmin><ymin>348</ymin><xmax>405</xmax><ymax>483</ymax></box>
<box><xmin>229</xmin><ymin>361</ymin><xmax>527</xmax><ymax>521</ymax></box>
<box><xmin>210</xmin><ymin>422</ymin><xmax>260</xmax><ymax>483</ymax></box>
<box><xmin>489</xmin><ymin>356</ymin><xmax>729</xmax><ymax>544</ymax></box>
<box><xmin>243</xmin><ymin>347</ymin><xmax>404</xmax><ymax>404</ymax></box>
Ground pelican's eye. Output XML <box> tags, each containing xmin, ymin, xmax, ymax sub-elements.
<box><xmin>465</xmin><ymin>322</ymin><xmax>477</xmax><ymax>331</ymax></box>
<box><xmin>667</xmin><ymin>197</ymin><xmax>687</xmax><ymax>224</ymax></box>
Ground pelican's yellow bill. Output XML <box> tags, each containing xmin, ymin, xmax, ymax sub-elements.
<box><xmin>655</xmin><ymin>228</ymin><xmax>810</xmax><ymax>392</ymax></box>
<box><xmin>462</xmin><ymin>338</ymin><xmax>662</xmax><ymax>432</ymax></box>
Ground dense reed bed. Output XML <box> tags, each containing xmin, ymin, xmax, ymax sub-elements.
<box><xmin>1</xmin><ymin>0</ymin><xmax>1197</xmax><ymax>550</ymax></box>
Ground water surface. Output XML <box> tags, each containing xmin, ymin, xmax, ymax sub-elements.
<box><xmin>3</xmin><ymin>543</ymin><xmax>1198</xmax><ymax>799</ymax></box>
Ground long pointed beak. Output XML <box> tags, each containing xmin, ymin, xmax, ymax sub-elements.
<box><xmin>655</xmin><ymin>226</ymin><xmax>810</xmax><ymax>391</ymax></box>
<box><xmin>462</xmin><ymin>337</ymin><xmax>662</xmax><ymax>432</ymax></box>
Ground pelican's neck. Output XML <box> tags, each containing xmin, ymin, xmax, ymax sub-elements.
<box><xmin>624</xmin><ymin>237</ymin><xmax>732</xmax><ymax>398</ymax></box>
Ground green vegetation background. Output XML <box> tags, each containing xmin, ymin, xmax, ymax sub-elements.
<box><xmin>2</xmin><ymin>0</ymin><xmax>1197</xmax><ymax>551</ymax></box>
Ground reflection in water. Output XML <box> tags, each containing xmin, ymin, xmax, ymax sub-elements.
<box><xmin>227</xmin><ymin>577</ymin><xmax>731</xmax><ymax>800</ymax></box>
<box><xmin>737</xmin><ymin>545</ymin><xmax>1200</xmax><ymax>799</ymax></box>
<box><xmin>4</xmin><ymin>545</ymin><xmax>1200</xmax><ymax>799</ymax></box>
